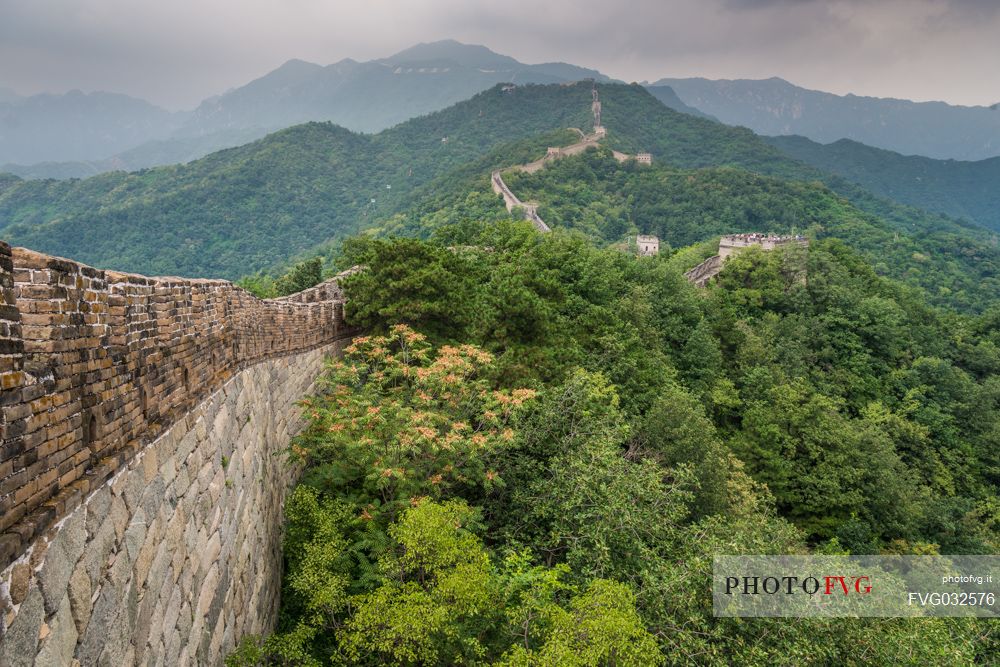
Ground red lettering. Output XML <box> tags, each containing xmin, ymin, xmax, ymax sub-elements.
<box><xmin>824</xmin><ymin>576</ymin><xmax>850</xmax><ymax>595</ymax></box>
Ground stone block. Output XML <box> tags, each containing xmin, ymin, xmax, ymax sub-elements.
<box><xmin>34</xmin><ymin>593</ymin><xmax>77</xmax><ymax>667</ymax></box>
<box><xmin>159</xmin><ymin>454</ymin><xmax>177</xmax><ymax>488</ymax></box>
<box><xmin>162</xmin><ymin>584</ymin><xmax>182</xmax><ymax>639</ymax></box>
<box><xmin>0</xmin><ymin>584</ymin><xmax>44</xmax><ymax>667</ymax></box>
<box><xmin>199</xmin><ymin>533</ymin><xmax>221</xmax><ymax>579</ymax></box>
<box><xmin>141</xmin><ymin>448</ymin><xmax>158</xmax><ymax>483</ymax></box>
<box><xmin>108</xmin><ymin>495</ymin><xmax>128</xmax><ymax>541</ymax></box>
<box><xmin>132</xmin><ymin>585</ymin><xmax>157</xmax><ymax>662</ymax></box>
<box><xmin>119</xmin><ymin>468</ymin><xmax>145</xmax><ymax>514</ymax></box>
<box><xmin>123</xmin><ymin>510</ymin><xmax>147</xmax><ymax>567</ymax></box>
<box><xmin>176</xmin><ymin>601</ymin><xmax>192</xmax><ymax>644</ymax></box>
<box><xmin>77</xmin><ymin>564</ymin><xmax>123</xmax><ymax>664</ymax></box>
<box><xmin>67</xmin><ymin>562</ymin><xmax>91</xmax><ymax>635</ymax></box>
<box><xmin>172</xmin><ymin>465</ymin><xmax>190</xmax><ymax>498</ymax></box>
<box><xmin>145</xmin><ymin>540</ymin><xmax>171</xmax><ymax>600</ymax></box>
<box><xmin>84</xmin><ymin>486</ymin><xmax>111</xmax><ymax>540</ymax></box>
<box><xmin>82</xmin><ymin>516</ymin><xmax>116</xmax><ymax>588</ymax></box>
<box><xmin>163</xmin><ymin>628</ymin><xmax>181</xmax><ymax>667</ymax></box>
<box><xmin>37</xmin><ymin>508</ymin><xmax>86</xmax><ymax>615</ymax></box>
<box><xmin>132</xmin><ymin>525</ymin><xmax>158</xmax><ymax>589</ymax></box>
<box><xmin>8</xmin><ymin>561</ymin><xmax>30</xmax><ymax>605</ymax></box>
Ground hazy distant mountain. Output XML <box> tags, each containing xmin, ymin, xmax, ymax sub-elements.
<box><xmin>644</xmin><ymin>86</ymin><xmax>716</xmax><ymax>120</ymax></box>
<box><xmin>0</xmin><ymin>82</ymin><xmax>598</xmax><ymax>277</ymax></box>
<box><xmin>654</xmin><ymin>77</ymin><xmax>1000</xmax><ymax>160</ymax></box>
<box><xmin>0</xmin><ymin>90</ymin><xmax>185</xmax><ymax>164</ymax></box>
<box><xmin>3</xmin><ymin>82</ymin><xmax>996</xmax><ymax>315</ymax></box>
<box><xmin>2</xmin><ymin>40</ymin><xmax>612</xmax><ymax>177</ymax></box>
<box><xmin>10</xmin><ymin>41</ymin><xmax>999</xmax><ymax>177</ymax></box>
<box><xmin>181</xmin><ymin>40</ymin><xmax>612</xmax><ymax>136</ymax></box>
<box><xmin>1</xmin><ymin>127</ymin><xmax>272</xmax><ymax>179</ymax></box>
<box><xmin>768</xmin><ymin>134</ymin><xmax>1000</xmax><ymax>232</ymax></box>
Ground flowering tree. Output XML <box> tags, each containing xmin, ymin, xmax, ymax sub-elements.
<box><xmin>291</xmin><ymin>324</ymin><xmax>537</xmax><ymax>522</ymax></box>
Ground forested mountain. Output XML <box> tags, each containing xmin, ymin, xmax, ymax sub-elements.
<box><xmin>231</xmin><ymin>224</ymin><xmax>1000</xmax><ymax>665</ymax></box>
<box><xmin>0</xmin><ymin>41</ymin><xmax>613</xmax><ymax>177</ymax></box>
<box><xmin>0</xmin><ymin>89</ymin><xmax>185</xmax><ymax>164</ymax></box>
<box><xmin>4</xmin><ymin>81</ymin><xmax>1000</xmax><ymax>315</ymax></box>
<box><xmin>644</xmin><ymin>85</ymin><xmax>716</xmax><ymax>120</ymax></box>
<box><xmin>213</xmin><ymin>82</ymin><xmax>1000</xmax><ymax>667</ymax></box>
<box><xmin>182</xmin><ymin>40</ymin><xmax>611</xmax><ymax>137</ymax></box>
<box><xmin>767</xmin><ymin>134</ymin><xmax>1000</xmax><ymax>232</ymax></box>
<box><xmin>5</xmin><ymin>67</ymin><xmax>1000</xmax><ymax>667</ymax></box>
<box><xmin>0</xmin><ymin>83</ymin><xmax>594</xmax><ymax>278</ymax></box>
<box><xmin>377</xmin><ymin>145</ymin><xmax>998</xmax><ymax>313</ymax></box>
<box><xmin>655</xmin><ymin>76</ymin><xmax>1000</xmax><ymax>160</ymax></box>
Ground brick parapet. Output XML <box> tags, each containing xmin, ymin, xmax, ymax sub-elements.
<box><xmin>0</xmin><ymin>246</ymin><xmax>355</xmax><ymax>570</ymax></box>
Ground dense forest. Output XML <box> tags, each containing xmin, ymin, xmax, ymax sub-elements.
<box><xmin>499</xmin><ymin>148</ymin><xmax>1000</xmax><ymax>312</ymax></box>
<box><xmin>229</xmin><ymin>222</ymin><xmax>998</xmax><ymax>665</ymax></box>
<box><xmin>0</xmin><ymin>84</ymin><xmax>593</xmax><ymax>278</ymax></box>
<box><xmin>5</xmin><ymin>80</ymin><xmax>998</xmax><ymax>664</ymax></box>
<box><xmin>768</xmin><ymin>135</ymin><xmax>1000</xmax><ymax>233</ymax></box>
<box><xmin>3</xmin><ymin>82</ymin><xmax>999</xmax><ymax>290</ymax></box>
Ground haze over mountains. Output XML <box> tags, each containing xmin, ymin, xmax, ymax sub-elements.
<box><xmin>3</xmin><ymin>81</ymin><xmax>998</xmax><ymax>316</ymax></box>
<box><xmin>0</xmin><ymin>41</ymin><xmax>610</xmax><ymax>177</ymax></box>
<box><xmin>3</xmin><ymin>39</ymin><xmax>1000</xmax><ymax>181</ymax></box>
<box><xmin>3</xmin><ymin>39</ymin><xmax>999</xmax><ymax>241</ymax></box>
<box><xmin>0</xmin><ymin>90</ymin><xmax>186</xmax><ymax>165</ymax></box>
<box><xmin>656</xmin><ymin>76</ymin><xmax>1000</xmax><ymax>161</ymax></box>
<box><xmin>184</xmin><ymin>41</ymin><xmax>610</xmax><ymax>137</ymax></box>
<box><xmin>0</xmin><ymin>83</ymin><xmax>598</xmax><ymax>278</ymax></box>
<box><xmin>767</xmin><ymin>135</ymin><xmax>1000</xmax><ymax>233</ymax></box>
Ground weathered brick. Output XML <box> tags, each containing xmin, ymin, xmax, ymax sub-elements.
<box><xmin>0</xmin><ymin>246</ymin><xmax>356</xmax><ymax>590</ymax></box>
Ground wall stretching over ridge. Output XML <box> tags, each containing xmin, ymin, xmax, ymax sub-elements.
<box><xmin>0</xmin><ymin>241</ymin><xmax>356</xmax><ymax>664</ymax></box>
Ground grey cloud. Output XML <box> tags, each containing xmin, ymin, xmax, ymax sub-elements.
<box><xmin>0</xmin><ymin>0</ymin><xmax>996</xmax><ymax>108</ymax></box>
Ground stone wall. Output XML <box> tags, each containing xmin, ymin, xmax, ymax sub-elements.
<box><xmin>491</xmin><ymin>171</ymin><xmax>551</xmax><ymax>233</ymax></box>
<box><xmin>0</xmin><ymin>242</ymin><xmax>354</xmax><ymax>571</ymax></box>
<box><xmin>683</xmin><ymin>254</ymin><xmax>724</xmax><ymax>287</ymax></box>
<box><xmin>685</xmin><ymin>236</ymin><xmax>810</xmax><ymax>287</ymax></box>
<box><xmin>0</xmin><ymin>241</ymin><xmax>357</xmax><ymax>664</ymax></box>
<box><xmin>0</xmin><ymin>340</ymin><xmax>349</xmax><ymax>665</ymax></box>
<box><xmin>718</xmin><ymin>235</ymin><xmax>809</xmax><ymax>259</ymax></box>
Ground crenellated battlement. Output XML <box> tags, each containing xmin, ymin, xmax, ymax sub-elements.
<box><xmin>0</xmin><ymin>241</ymin><xmax>356</xmax><ymax>571</ymax></box>
<box><xmin>718</xmin><ymin>233</ymin><xmax>808</xmax><ymax>258</ymax></box>
<box><xmin>685</xmin><ymin>234</ymin><xmax>809</xmax><ymax>287</ymax></box>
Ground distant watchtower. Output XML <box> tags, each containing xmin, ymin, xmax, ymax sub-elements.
<box><xmin>636</xmin><ymin>235</ymin><xmax>660</xmax><ymax>256</ymax></box>
<box><xmin>635</xmin><ymin>152</ymin><xmax>653</xmax><ymax>165</ymax></box>
<box><xmin>592</xmin><ymin>86</ymin><xmax>603</xmax><ymax>133</ymax></box>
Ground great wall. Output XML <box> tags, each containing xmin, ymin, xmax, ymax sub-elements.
<box><xmin>685</xmin><ymin>234</ymin><xmax>810</xmax><ymax>286</ymax></box>
<box><xmin>491</xmin><ymin>87</ymin><xmax>649</xmax><ymax>234</ymax></box>
<box><xmin>0</xmin><ymin>240</ymin><xmax>357</xmax><ymax>665</ymax></box>
<box><xmin>487</xmin><ymin>95</ymin><xmax>805</xmax><ymax>288</ymax></box>
<box><xmin>0</xmin><ymin>83</ymin><xmax>815</xmax><ymax>666</ymax></box>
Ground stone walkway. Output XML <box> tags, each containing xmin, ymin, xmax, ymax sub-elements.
<box><xmin>491</xmin><ymin>129</ymin><xmax>634</xmax><ymax>233</ymax></box>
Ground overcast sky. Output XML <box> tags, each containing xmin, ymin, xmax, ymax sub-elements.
<box><xmin>1</xmin><ymin>0</ymin><xmax>997</xmax><ymax>110</ymax></box>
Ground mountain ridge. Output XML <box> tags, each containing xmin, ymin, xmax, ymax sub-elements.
<box><xmin>656</xmin><ymin>76</ymin><xmax>1000</xmax><ymax>160</ymax></box>
<box><xmin>0</xmin><ymin>89</ymin><xmax>186</xmax><ymax>164</ymax></box>
<box><xmin>767</xmin><ymin>134</ymin><xmax>1000</xmax><ymax>232</ymax></box>
<box><xmin>6</xmin><ymin>40</ymin><xmax>997</xmax><ymax>176</ymax></box>
<box><xmin>0</xmin><ymin>40</ymin><xmax>614</xmax><ymax>175</ymax></box>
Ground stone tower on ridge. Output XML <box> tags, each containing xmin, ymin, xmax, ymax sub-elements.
<box><xmin>592</xmin><ymin>86</ymin><xmax>603</xmax><ymax>134</ymax></box>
